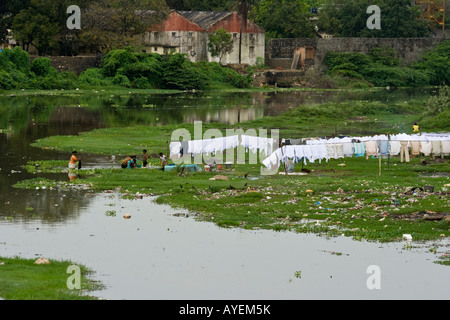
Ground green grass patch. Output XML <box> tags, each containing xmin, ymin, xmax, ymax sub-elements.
<box><xmin>0</xmin><ymin>256</ymin><xmax>102</xmax><ymax>300</ymax></box>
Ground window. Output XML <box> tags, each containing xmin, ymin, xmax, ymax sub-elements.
<box><xmin>188</xmin><ymin>32</ymin><xmax>193</xmax><ymax>37</ymax></box>
<box><xmin>249</xmin><ymin>46</ymin><xmax>255</xmax><ymax>58</ymax></box>
<box><xmin>154</xmin><ymin>47</ymin><xmax>158</xmax><ymax>52</ymax></box>
<box><xmin>250</xmin><ymin>34</ymin><xmax>254</xmax><ymax>39</ymax></box>
<box><xmin>172</xmin><ymin>32</ymin><xmax>176</xmax><ymax>37</ymax></box>
<box><xmin>154</xmin><ymin>32</ymin><xmax>159</xmax><ymax>38</ymax></box>
<box><xmin>233</xmin><ymin>33</ymin><xmax>237</xmax><ymax>38</ymax></box>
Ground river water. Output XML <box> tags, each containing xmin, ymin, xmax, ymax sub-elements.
<box><xmin>0</xmin><ymin>89</ymin><xmax>449</xmax><ymax>300</ymax></box>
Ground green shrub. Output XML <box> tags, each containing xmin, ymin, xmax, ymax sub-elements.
<box><xmin>0</xmin><ymin>70</ymin><xmax>17</xmax><ymax>90</ymax></box>
<box><xmin>101</xmin><ymin>47</ymin><xmax>139</xmax><ymax>77</ymax></box>
<box><xmin>413</xmin><ymin>40</ymin><xmax>450</xmax><ymax>86</ymax></box>
<box><xmin>132</xmin><ymin>76</ymin><xmax>151</xmax><ymax>89</ymax></box>
<box><xmin>31</xmin><ymin>57</ymin><xmax>53</xmax><ymax>77</ymax></box>
<box><xmin>78</xmin><ymin>68</ymin><xmax>105</xmax><ymax>86</ymax></box>
<box><xmin>162</xmin><ymin>54</ymin><xmax>208</xmax><ymax>90</ymax></box>
<box><xmin>112</xmin><ymin>74</ymin><xmax>131</xmax><ymax>87</ymax></box>
<box><xmin>10</xmin><ymin>46</ymin><xmax>31</xmax><ymax>73</ymax></box>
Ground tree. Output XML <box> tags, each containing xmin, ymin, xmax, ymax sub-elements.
<box><xmin>0</xmin><ymin>0</ymin><xmax>30</xmax><ymax>44</ymax></box>
<box><xmin>80</xmin><ymin>0</ymin><xmax>169</xmax><ymax>53</ymax></box>
<box><xmin>12</xmin><ymin>8</ymin><xmax>60</xmax><ymax>55</ymax></box>
<box><xmin>234</xmin><ymin>0</ymin><xmax>258</xmax><ymax>64</ymax></box>
<box><xmin>251</xmin><ymin>0</ymin><xmax>317</xmax><ymax>39</ymax></box>
<box><xmin>317</xmin><ymin>0</ymin><xmax>431</xmax><ymax>38</ymax></box>
<box><xmin>208</xmin><ymin>28</ymin><xmax>234</xmax><ymax>64</ymax></box>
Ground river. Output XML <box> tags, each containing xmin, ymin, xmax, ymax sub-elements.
<box><xmin>0</xmin><ymin>88</ymin><xmax>448</xmax><ymax>300</ymax></box>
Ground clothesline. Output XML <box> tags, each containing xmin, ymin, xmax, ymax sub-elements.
<box><xmin>263</xmin><ymin>132</ymin><xmax>450</xmax><ymax>170</ymax></box>
<box><xmin>170</xmin><ymin>135</ymin><xmax>278</xmax><ymax>158</ymax></box>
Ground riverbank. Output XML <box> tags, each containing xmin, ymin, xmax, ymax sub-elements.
<box><xmin>0</xmin><ymin>256</ymin><xmax>102</xmax><ymax>300</ymax></box>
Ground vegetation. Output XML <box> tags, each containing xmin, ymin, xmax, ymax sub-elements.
<box><xmin>208</xmin><ymin>28</ymin><xmax>234</xmax><ymax>64</ymax></box>
<box><xmin>317</xmin><ymin>0</ymin><xmax>431</xmax><ymax>38</ymax></box>
<box><xmin>0</xmin><ymin>256</ymin><xmax>102</xmax><ymax>300</ymax></box>
<box><xmin>323</xmin><ymin>42</ymin><xmax>450</xmax><ymax>88</ymax></box>
<box><xmin>0</xmin><ymin>46</ymin><xmax>251</xmax><ymax>91</ymax></box>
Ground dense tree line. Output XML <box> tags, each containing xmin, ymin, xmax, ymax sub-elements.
<box><xmin>0</xmin><ymin>0</ymin><xmax>434</xmax><ymax>56</ymax></box>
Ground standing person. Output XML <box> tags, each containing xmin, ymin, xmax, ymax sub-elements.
<box><xmin>142</xmin><ymin>149</ymin><xmax>148</xmax><ymax>168</ymax></box>
<box><xmin>159</xmin><ymin>152</ymin><xmax>167</xmax><ymax>170</ymax></box>
<box><xmin>412</xmin><ymin>122</ymin><xmax>420</xmax><ymax>134</ymax></box>
<box><xmin>69</xmin><ymin>151</ymin><xmax>81</xmax><ymax>170</ymax></box>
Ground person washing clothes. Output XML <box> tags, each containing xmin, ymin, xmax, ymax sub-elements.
<box><xmin>69</xmin><ymin>151</ymin><xmax>81</xmax><ymax>169</ymax></box>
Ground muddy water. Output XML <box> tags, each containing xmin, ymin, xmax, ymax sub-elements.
<box><xmin>1</xmin><ymin>89</ymin><xmax>448</xmax><ymax>300</ymax></box>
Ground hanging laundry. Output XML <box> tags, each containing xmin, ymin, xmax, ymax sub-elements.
<box><xmin>389</xmin><ymin>141</ymin><xmax>401</xmax><ymax>156</ymax></box>
<box><xmin>365</xmin><ymin>141</ymin><xmax>378</xmax><ymax>159</ymax></box>
<box><xmin>420</xmin><ymin>141</ymin><xmax>432</xmax><ymax>156</ymax></box>
<box><xmin>400</xmin><ymin>141</ymin><xmax>410</xmax><ymax>163</ymax></box>
<box><xmin>343</xmin><ymin>142</ymin><xmax>354</xmax><ymax>157</ymax></box>
<box><xmin>169</xmin><ymin>142</ymin><xmax>182</xmax><ymax>158</ymax></box>
<box><xmin>431</xmin><ymin>140</ymin><xmax>442</xmax><ymax>157</ymax></box>
<box><xmin>441</xmin><ymin>141</ymin><xmax>450</xmax><ymax>156</ymax></box>
<box><xmin>335</xmin><ymin>144</ymin><xmax>345</xmax><ymax>159</ymax></box>
<box><xmin>378</xmin><ymin>140</ymin><xmax>390</xmax><ymax>156</ymax></box>
<box><xmin>326</xmin><ymin>144</ymin><xmax>336</xmax><ymax>159</ymax></box>
<box><xmin>410</xmin><ymin>141</ymin><xmax>421</xmax><ymax>156</ymax></box>
<box><xmin>353</xmin><ymin>142</ymin><xmax>366</xmax><ymax>157</ymax></box>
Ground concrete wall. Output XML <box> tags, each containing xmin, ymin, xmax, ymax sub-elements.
<box><xmin>30</xmin><ymin>55</ymin><xmax>103</xmax><ymax>75</ymax></box>
<box><xmin>266</xmin><ymin>38</ymin><xmax>444</xmax><ymax>69</ymax></box>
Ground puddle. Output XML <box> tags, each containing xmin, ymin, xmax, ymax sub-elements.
<box><xmin>1</xmin><ymin>192</ymin><xmax>448</xmax><ymax>300</ymax></box>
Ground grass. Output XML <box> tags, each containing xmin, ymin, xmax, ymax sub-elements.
<box><xmin>0</xmin><ymin>256</ymin><xmax>102</xmax><ymax>300</ymax></box>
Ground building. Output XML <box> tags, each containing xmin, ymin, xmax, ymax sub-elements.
<box><xmin>143</xmin><ymin>11</ymin><xmax>265</xmax><ymax>66</ymax></box>
<box><xmin>0</xmin><ymin>29</ymin><xmax>16</xmax><ymax>51</ymax></box>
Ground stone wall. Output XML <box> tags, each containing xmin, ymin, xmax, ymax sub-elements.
<box><xmin>30</xmin><ymin>55</ymin><xmax>103</xmax><ymax>75</ymax></box>
<box><xmin>266</xmin><ymin>38</ymin><xmax>444</xmax><ymax>69</ymax></box>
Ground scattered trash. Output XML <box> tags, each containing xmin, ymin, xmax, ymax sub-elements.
<box><xmin>123</xmin><ymin>214</ymin><xmax>131</xmax><ymax>219</ymax></box>
<box><xmin>403</xmin><ymin>234</ymin><xmax>413</xmax><ymax>241</ymax></box>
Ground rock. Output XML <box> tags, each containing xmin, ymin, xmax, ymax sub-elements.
<box><xmin>34</xmin><ymin>258</ymin><xmax>50</xmax><ymax>265</ymax></box>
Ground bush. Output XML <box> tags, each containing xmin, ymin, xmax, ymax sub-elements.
<box><xmin>0</xmin><ymin>70</ymin><xmax>17</xmax><ymax>90</ymax></box>
<box><xmin>117</xmin><ymin>61</ymin><xmax>162</xmax><ymax>87</ymax></box>
<box><xmin>78</xmin><ymin>68</ymin><xmax>105</xmax><ymax>86</ymax></box>
<box><xmin>31</xmin><ymin>57</ymin><xmax>53</xmax><ymax>77</ymax></box>
<box><xmin>132</xmin><ymin>76</ymin><xmax>151</xmax><ymax>89</ymax></box>
<box><xmin>112</xmin><ymin>74</ymin><xmax>131</xmax><ymax>87</ymax></box>
<box><xmin>413</xmin><ymin>40</ymin><xmax>450</xmax><ymax>86</ymax></box>
<box><xmin>101</xmin><ymin>47</ymin><xmax>139</xmax><ymax>77</ymax></box>
<box><xmin>425</xmin><ymin>86</ymin><xmax>450</xmax><ymax>116</ymax></box>
<box><xmin>161</xmin><ymin>54</ymin><xmax>208</xmax><ymax>90</ymax></box>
